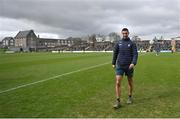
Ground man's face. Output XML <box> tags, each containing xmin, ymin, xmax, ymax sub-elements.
<box><xmin>121</xmin><ymin>31</ymin><xmax>129</xmax><ymax>38</ymax></box>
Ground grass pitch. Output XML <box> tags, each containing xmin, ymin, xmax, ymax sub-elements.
<box><xmin>0</xmin><ymin>52</ymin><xmax>180</xmax><ymax>117</ymax></box>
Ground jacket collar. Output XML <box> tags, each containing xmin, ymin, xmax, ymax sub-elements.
<box><xmin>122</xmin><ymin>37</ymin><xmax>130</xmax><ymax>41</ymax></box>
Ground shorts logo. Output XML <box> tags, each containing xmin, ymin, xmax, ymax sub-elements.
<box><xmin>128</xmin><ymin>44</ymin><xmax>131</xmax><ymax>47</ymax></box>
<box><xmin>119</xmin><ymin>44</ymin><xmax>122</xmax><ymax>46</ymax></box>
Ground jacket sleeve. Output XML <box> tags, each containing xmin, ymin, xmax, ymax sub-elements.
<box><xmin>112</xmin><ymin>43</ymin><xmax>119</xmax><ymax>65</ymax></box>
<box><xmin>131</xmin><ymin>42</ymin><xmax>138</xmax><ymax>65</ymax></box>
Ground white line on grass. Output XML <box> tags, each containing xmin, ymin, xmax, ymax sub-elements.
<box><xmin>0</xmin><ymin>62</ymin><xmax>110</xmax><ymax>94</ymax></box>
<box><xmin>0</xmin><ymin>53</ymin><xmax>146</xmax><ymax>94</ymax></box>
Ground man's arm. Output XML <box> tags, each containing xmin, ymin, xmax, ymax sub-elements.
<box><xmin>112</xmin><ymin>43</ymin><xmax>119</xmax><ymax>67</ymax></box>
<box><xmin>131</xmin><ymin>42</ymin><xmax>138</xmax><ymax>65</ymax></box>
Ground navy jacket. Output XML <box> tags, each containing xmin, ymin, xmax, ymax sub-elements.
<box><xmin>112</xmin><ymin>37</ymin><xmax>138</xmax><ymax>67</ymax></box>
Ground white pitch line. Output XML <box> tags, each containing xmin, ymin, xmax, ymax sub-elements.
<box><xmin>0</xmin><ymin>53</ymin><xmax>146</xmax><ymax>95</ymax></box>
<box><xmin>0</xmin><ymin>62</ymin><xmax>110</xmax><ymax>94</ymax></box>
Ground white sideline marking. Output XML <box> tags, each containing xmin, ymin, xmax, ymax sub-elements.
<box><xmin>0</xmin><ymin>62</ymin><xmax>110</xmax><ymax>94</ymax></box>
<box><xmin>0</xmin><ymin>53</ymin><xmax>146</xmax><ymax>94</ymax></box>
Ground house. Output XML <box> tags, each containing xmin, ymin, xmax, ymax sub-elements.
<box><xmin>14</xmin><ymin>30</ymin><xmax>37</xmax><ymax>51</ymax></box>
<box><xmin>0</xmin><ymin>41</ymin><xmax>2</xmax><ymax>48</ymax></box>
<box><xmin>2</xmin><ymin>37</ymin><xmax>15</xmax><ymax>48</ymax></box>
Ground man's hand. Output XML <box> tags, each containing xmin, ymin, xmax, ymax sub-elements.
<box><xmin>129</xmin><ymin>64</ymin><xmax>135</xmax><ymax>69</ymax></box>
<box><xmin>112</xmin><ymin>65</ymin><xmax>116</xmax><ymax>69</ymax></box>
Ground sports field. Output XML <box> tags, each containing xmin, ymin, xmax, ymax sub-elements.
<box><xmin>0</xmin><ymin>52</ymin><xmax>179</xmax><ymax>117</ymax></box>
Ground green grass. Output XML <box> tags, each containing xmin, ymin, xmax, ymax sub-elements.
<box><xmin>0</xmin><ymin>52</ymin><xmax>180</xmax><ymax>117</ymax></box>
<box><xmin>0</xmin><ymin>48</ymin><xmax>6</xmax><ymax>53</ymax></box>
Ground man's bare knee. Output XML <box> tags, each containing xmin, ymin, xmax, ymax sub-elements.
<box><xmin>127</xmin><ymin>77</ymin><xmax>133</xmax><ymax>87</ymax></box>
<box><xmin>116</xmin><ymin>75</ymin><xmax>123</xmax><ymax>86</ymax></box>
<box><xmin>116</xmin><ymin>81</ymin><xmax>120</xmax><ymax>87</ymax></box>
<box><xmin>128</xmin><ymin>77</ymin><xmax>133</xmax><ymax>81</ymax></box>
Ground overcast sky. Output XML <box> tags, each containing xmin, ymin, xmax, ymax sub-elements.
<box><xmin>0</xmin><ymin>0</ymin><xmax>180</xmax><ymax>40</ymax></box>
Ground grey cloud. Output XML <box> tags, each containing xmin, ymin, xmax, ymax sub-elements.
<box><xmin>0</xmin><ymin>0</ymin><xmax>179</xmax><ymax>39</ymax></box>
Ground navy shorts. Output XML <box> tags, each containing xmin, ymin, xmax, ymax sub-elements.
<box><xmin>116</xmin><ymin>65</ymin><xmax>134</xmax><ymax>77</ymax></box>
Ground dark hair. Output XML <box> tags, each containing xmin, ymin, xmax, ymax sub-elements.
<box><xmin>122</xmin><ymin>28</ymin><xmax>129</xmax><ymax>32</ymax></box>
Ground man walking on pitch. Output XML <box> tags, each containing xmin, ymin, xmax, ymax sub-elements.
<box><xmin>112</xmin><ymin>28</ymin><xmax>138</xmax><ymax>109</ymax></box>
